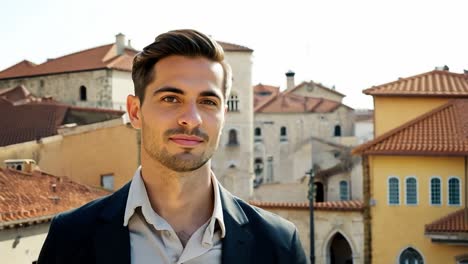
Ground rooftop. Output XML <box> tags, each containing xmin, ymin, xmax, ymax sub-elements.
<box><xmin>0</xmin><ymin>168</ymin><xmax>109</xmax><ymax>228</ymax></box>
<box><xmin>352</xmin><ymin>99</ymin><xmax>468</xmax><ymax>156</ymax></box>
<box><xmin>363</xmin><ymin>70</ymin><xmax>468</xmax><ymax>97</ymax></box>
<box><xmin>249</xmin><ymin>200</ymin><xmax>364</xmax><ymax>212</ymax></box>
<box><xmin>425</xmin><ymin>208</ymin><xmax>468</xmax><ymax>234</ymax></box>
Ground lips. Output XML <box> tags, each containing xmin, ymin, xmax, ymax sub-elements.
<box><xmin>169</xmin><ymin>135</ymin><xmax>204</xmax><ymax>147</ymax></box>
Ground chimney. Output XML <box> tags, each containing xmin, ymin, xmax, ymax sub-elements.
<box><xmin>127</xmin><ymin>39</ymin><xmax>133</xmax><ymax>49</ymax></box>
<box><xmin>4</xmin><ymin>159</ymin><xmax>37</xmax><ymax>173</ymax></box>
<box><xmin>286</xmin><ymin>70</ymin><xmax>295</xmax><ymax>90</ymax></box>
<box><xmin>115</xmin><ymin>33</ymin><xmax>126</xmax><ymax>55</ymax></box>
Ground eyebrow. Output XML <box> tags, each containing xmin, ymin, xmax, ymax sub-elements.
<box><xmin>153</xmin><ymin>86</ymin><xmax>223</xmax><ymax>101</ymax></box>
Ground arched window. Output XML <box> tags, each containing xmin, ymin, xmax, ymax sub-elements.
<box><xmin>405</xmin><ymin>177</ymin><xmax>418</xmax><ymax>205</ymax></box>
<box><xmin>80</xmin><ymin>85</ymin><xmax>87</xmax><ymax>101</ymax></box>
<box><xmin>340</xmin><ymin>180</ymin><xmax>349</xmax><ymax>201</ymax></box>
<box><xmin>280</xmin><ymin>126</ymin><xmax>287</xmax><ymax>141</ymax></box>
<box><xmin>334</xmin><ymin>124</ymin><xmax>342</xmax><ymax>137</ymax></box>
<box><xmin>430</xmin><ymin>177</ymin><xmax>442</xmax><ymax>205</ymax></box>
<box><xmin>227</xmin><ymin>129</ymin><xmax>239</xmax><ymax>146</ymax></box>
<box><xmin>448</xmin><ymin>177</ymin><xmax>461</xmax><ymax>205</ymax></box>
<box><xmin>399</xmin><ymin>247</ymin><xmax>424</xmax><ymax>264</ymax></box>
<box><xmin>227</xmin><ymin>93</ymin><xmax>239</xmax><ymax>112</ymax></box>
<box><xmin>388</xmin><ymin>177</ymin><xmax>400</xmax><ymax>205</ymax></box>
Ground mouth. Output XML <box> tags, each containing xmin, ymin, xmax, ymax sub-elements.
<box><xmin>169</xmin><ymin>135</ymin><xmax>204</xmax><ymax>147</ymax></box>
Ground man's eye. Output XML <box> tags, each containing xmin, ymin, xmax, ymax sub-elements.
<box><xmin>201</xmin><ymin>99</ymin><xmax>217</xmax><ymax>106</ymax></box>
<box><xmin>162</xmin><ymin>96</ymin><xmax>179</xmax><ymax>103</ymax></box>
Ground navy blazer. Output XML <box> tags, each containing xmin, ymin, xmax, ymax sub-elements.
<box><xmin>38</xmin><ymin>182</ymin><xmax>307</xmax><ymax>264</ymax></box>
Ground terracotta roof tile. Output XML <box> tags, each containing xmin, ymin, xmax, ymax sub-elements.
<box><xmin>249</xmin><ymin>200</ymin><xmax>364</xmax><ymax>212</ymax></box>
<box><xmin>217</xmin><ymin>41</ymin><xmax>253</xmax><ymax>52</ymax></box>
<box><xmin>353</xmin><ymin>99</ymin><xmax>468</xmax><ymax>155</ymax></box>
<box><xmin>284</xmin><ymin>81</ymin><xmax>346</xmax><ymax>97</ymax></box>
<box><xmin>363</xmin><ymin>70</ymin><xmax>468</xmax><ymax>97</ymax></box>
<box><xmin>425</xmin><ymin>208</ymin><xmax>468</xmax><ymax>233</ymax></box>
<box><xmin>253</xmin><ymin>83</ymin><xmax>280</xmax><ymax>110</ymax></box>
<box><xmin>255</xmin><ymin>92</ymin><xmax>345</xmax><ymax>114</ymax></box>
<box><xmin>0</xmin><ymin>44</ymin><xmax>138</xmax><ymax>80</ymax></box>
<box><xmin>0</xmin><ymin>85</ymin><xmax>124</xmax><ymax>147</ymax></box>
<box><xmin>0</xmin><ymin>168</ymin><xmax>109</xmax><ymax>227</ymax></box>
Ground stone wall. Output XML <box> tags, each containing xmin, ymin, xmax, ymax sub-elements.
<box><xmin>0</xmin><ymin>223</ymin><xmax>49</xmax><ymax>264</ymax></box>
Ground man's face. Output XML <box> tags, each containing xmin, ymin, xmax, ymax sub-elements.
<box><xmin>128</xmin><ymin>55</ymin><xmax>226</xmax><ymax>172</ymax></box>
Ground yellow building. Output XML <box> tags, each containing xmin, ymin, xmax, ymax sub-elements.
<box><xmin>353</xmin><ymin>69</ymin><xmax>468</xmax><ymax>264</ymax></box>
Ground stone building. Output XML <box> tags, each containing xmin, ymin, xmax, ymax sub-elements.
<box><xmin>252</xmin><ymin>72</ymin><xmax>361</xmax><ymax>202</ymax></box>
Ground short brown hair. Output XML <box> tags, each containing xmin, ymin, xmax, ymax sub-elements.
<box><xmin>132</xmin><ymin>29</ymin><xmax>232</xmax><ymax>103</ymax></box>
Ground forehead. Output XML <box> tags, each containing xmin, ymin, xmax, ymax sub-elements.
<box><xmin>151</xmin><ymin>55</ymin><xmax>224</xmax><ymax>93</ymax></box>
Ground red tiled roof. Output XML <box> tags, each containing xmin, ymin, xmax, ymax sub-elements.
<box><xmin>217</xmin><ymin>41</ymin><xmax>253</xmax><ymax>52</ymax></box>
<box><xmin>255</xmin><ymin>92</ymin><xmax>345</xmax><ymax>113</ymax></box>
<box><xmin>284</xmin><ymin>81</ymin><xmax>346</xmax><ymax>97</ymax></box>
<box><xmin>253</xmin><ymin>83</ymin><xmax>280</xmax><ymax>110</ymax></box>
<box><xmin>363</xmin><ymin>70</ymin><xmax>468</xmax><ymax>97</ymax></box>
<box><xmin>352</xmin><ymin>99</ymin><xmax>468</xmax><ymax>155</ymax></box>
<box><xmin>425</xmin><ymin>208</ymin><xmax>468</xmax><ymax>233</ymax></box>
<box><xmin>0</xmin><ymin>85</ymin><xmax>125</xmax><ymax>147</ymax></box>
<box><xmin>0</xmin><ymin>168</ymin><xmax>109</xmax><ymax>228</ymax></box>
<box><xmin>249</xmin><ymin>200</ymin><xmax>364</xmax><ymax>212</ymax></box>
<box><xmin>0</xmin><ymin>44</ymin><xmax>138</xmax><ymax>80</ymax></box>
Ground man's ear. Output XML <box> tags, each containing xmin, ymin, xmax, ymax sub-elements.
<box><xmin>127</xmin><ymin>95</ymin><xmax>142</xmax><ymax>129</ymax></box>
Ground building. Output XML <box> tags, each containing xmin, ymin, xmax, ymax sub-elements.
<box><xmin>0</xmin><ymin>85</ymin><xmax>138</xmax><ymax>190</ymax></box>
<box><xmin>252</xmin><ymin>72</ymin><xmax>360</xmax><ymax>202</ymax></box>
<box><xmin>251</xmin><ymin>72</ymin><xmax>365</xmax><ymax>263</ymax></box>
<box><xmin>0</xmin><ymin>166</ymin><xmax>109</xmax><ymax>264</ymax></box>
<box><xmin>353</xmin><ymin>69</ymin><xmax>468</xmax><ymax>264</ymax></box>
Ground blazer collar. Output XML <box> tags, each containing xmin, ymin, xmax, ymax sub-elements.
<box><xmin>94</xmin><ymin>182</ymin><xmax>131</xmax><ymax>264</ymax></box>
<box><xmin>219</xmin><ymin>184</ymin><xmax>253</xmax><ymax>264</ymax></box>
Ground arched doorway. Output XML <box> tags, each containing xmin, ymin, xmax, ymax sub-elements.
<box><xmin>329</xmin><ymin>232</ymin><xmax>353</xmax><ymax>264</ymax></box>
<box><xmin>399</xmin><ymin>247</ymin><xmax>423</xmax><ymax>264</ymax></box>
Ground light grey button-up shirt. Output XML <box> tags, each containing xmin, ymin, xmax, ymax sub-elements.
<box><xmin>123</xmin><ymin>167</ymin><xmax>226</xmax><ymax>264</ymax></box>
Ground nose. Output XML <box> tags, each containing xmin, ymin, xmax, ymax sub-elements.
<box><xmin>178</xmin><ymin>102</ymin><xmax>202</xmax><ymax>129</ymax></box>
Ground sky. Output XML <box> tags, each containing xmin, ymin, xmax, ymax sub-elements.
<box><xmin>2</xmin><ymin>0</ymin><xmax>468</xmax><ymax>109</ymax></box>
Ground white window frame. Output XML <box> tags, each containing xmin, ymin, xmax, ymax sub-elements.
<box><xmin>396</xmin><ymin>246</ymin><xmax>425</xmax><ymax>264</ymax></box>
<box><xmin>404</xmin><ymin>176</ymin><xmax>418</xmax><ymax>206</ymax></box>
<box><xmin>429</xmin><ymin>176</ymin><xmax>442</xmax><ymax>206</ymax></box>
<box><xmin>387</xmin><ymin>176</ymin><xmax>400</xmax><ymax>206</ymax></box>
<box><xmin>447</xmin><ymin>176</ymin><xmax>462</xmax><ymax>206</ymax></box>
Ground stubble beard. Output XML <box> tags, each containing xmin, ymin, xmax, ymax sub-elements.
<box><xmin>142</xmin><ymin>122</ymin><xmax>217</xmax><ymax>172</ymax></box>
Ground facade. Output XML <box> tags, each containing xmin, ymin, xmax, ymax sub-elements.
<box><xmin>250</xmin><ymin>200</ymin><xmax>365</xmax><ymax>264</ymax></box>
<box><xmin>353</xmin><ymin>69</ymin><xmax>468</xmax><ymax>264</ymax></box>
<box><xmin>0</xmin><ymin>167</ymin><xmax>108</xmax><ymax>264</ymax></box>
<box><xmin>252</xmin><ymin>73</ymin><xmax>359</xmax><ymax>202</ymax></box>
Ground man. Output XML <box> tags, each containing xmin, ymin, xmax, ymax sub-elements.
<box><xmin>38</xmin><ymin>29</ymin><xmax>307</xmax><ymax>264</ymax></box>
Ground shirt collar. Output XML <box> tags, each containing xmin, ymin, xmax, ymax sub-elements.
<box><xmin>123</xmin><ymin>167</ymin><xmax>226</xmax><ymax>238</ymax></box>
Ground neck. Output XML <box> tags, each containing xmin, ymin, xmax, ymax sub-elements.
<box><xmin>139</xmin><ymin>152</ymin><xmax>214</xmax><ymax>238</ymax></box>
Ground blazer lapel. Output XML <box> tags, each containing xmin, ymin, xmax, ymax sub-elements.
<box><xmin>219</xmin><ymin>185</ymin><xmax>253</xmax><ymax>264</ymax></box>
<box><xmin>93</xmin><ymin>182</ymin><xmax>131</xmax><ymax>264</ymax></box>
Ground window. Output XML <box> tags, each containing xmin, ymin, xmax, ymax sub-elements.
<box><xmin>101</xmin><ymin>174</ymin><xmax>114</xmax><ymax>191</ymax></box>
<box><xmin>227</xmin><ymin>129</ymin><xmax>239</xmax><ymax>146</ymax></box>
<box><xmin>280</xmin><ymin>126</ymin><xmax>287</xmax><ymax>141</ymax></box>
<box><xmin>255</xmin><ymin>127</ymin><xmax>262</xmax><ymax>136</ymax></box>
<box><xmin>227</xmin><ymin>93</ymin><xmax>239</xmax><ymax>112</ymax></box>
<box><xmin>340</xmin><ymin>180</ymin><xmax>349</xmax><ymax>201</ymax></box>
<box><xmin>388</xmin><ymin>177</ymin><xmax>400</xmax><ymax>205</ymax></box>
<box><xmin>430</xmin><ymin>177</ymin><xmax>442</xmax><ymax>205</ymax></box>
<box><xmin>399</xmin><ymin>247</ymin><xmax>424</xmax><ymax>264</ymax></box>
<box><xmin>80</xmin><ymin>85</ymin><xmax>87</xmax><ymax>101</ymax></box>
<box><xmin>334</xmin><ymin>125</ymin><xmax>342</xmax><ymax>137</ymax></box>
<box><xmin>266</xmin><ymin>156</ymin><xmax>274</xmax><ymax>182</ymax></box>
<box><xmin>448</xmin><ymin>177</ymin><xmax>461</xmax><ymax>205</ymax></box>
<box><xmin>405</xmin><ymin>177</ymin><xmax>418</xmax><ymax>205</ymax></box>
